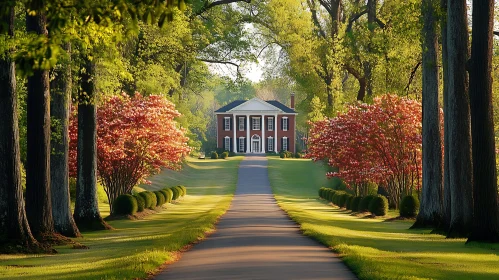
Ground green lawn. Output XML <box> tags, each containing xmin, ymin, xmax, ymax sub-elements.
<box><xmin>268</xmin><ymin>158</ymin><xmax>499</xmax><ymax>280</ymax></box>
<box><xmin>0</xmin><ymin>156</ymin><xmax>242</xmax><ymax>280</ymax></box>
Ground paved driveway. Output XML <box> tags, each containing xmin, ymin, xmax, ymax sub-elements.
<box><xmin>155</xmin><ymin>155</ymin><xmax>356</xmax><ymax>280</ymax></box>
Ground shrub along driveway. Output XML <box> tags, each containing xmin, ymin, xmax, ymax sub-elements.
<box><xmin>155</xmin><ymin>155</ymin><xmax>356</xmax><ymax>279</ymax></box>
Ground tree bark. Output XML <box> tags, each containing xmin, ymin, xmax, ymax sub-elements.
<box><xmin>50</xmin><ymin>42</ymin><xmax>81</xmax><ymax>237</ymax></box>
<box><xmin>467</xmin><ymin>0</ymin><xmax>499</xmax><ymax>243</ymax></box>
<box><xmin>440</xmin><ymin>0</ymin><xmax>451</xmax><ymax>233</ymax></box>
<box><xmin>364</xmin><ymin>0</ymin><xmax>377</xmax><ymax>97</ymax></box>
<box><xmin>412</xmin><ymin>0</ymin><xmax>442</xmax><ymax>229</ymax></box>
<box><xmin>446</xmin><ymin>0</ymin><xmax>473</xmax><ymax>238</ymax></box>
<box><xmin>25</xmin><ymin>9</ymin><xmax>55</xmax><ymax>239</ymax></box>
<box><xmin>0</xmin><ymin>5</ymin><xmax>40</xmax><ymax>253</ymax></box>
<box><xmin>73</xmin><ymin>56</ymin><xmax>111</xmax><ymax>231</ymax></box>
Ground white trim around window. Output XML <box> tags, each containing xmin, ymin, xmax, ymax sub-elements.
<box><xmin>239</xmin><ymin>137</ymin><xmax>245</xmax><ymax>152</ymax></box>
<box><xmin>268</xmin><ymin>136</ymin><xmax>274</xmax><ymax>152</ymax></box>
<box><xmin>268</xmin><ymin>117</ymin><xmax>274</xmax><ymax>131</ymax></box>
<box><xmin>238</xmin><ymin>117</ymin><xmax>245</xmax><ymax>131</ymax></box>
<box><xmin>224</xmin><ymin>136</ymin><xmax>231</xmax><ymax>151</ymax></box>
<box><xmin>283</xmin><ymin>117</ymin><xmax>288</xmax><ymax>131</ymax></box>
<box><xmin>224</xmin><ymin>117</ymin><xmax>230</xmax><ymax>131</ymax></box>
<box><xmin>252</xmin><ymin>117</ymin><xmax>261</xmax><ymax>130</ymax></box>
<box><xmin>282</xmin><ymin>136</ymin><xmax>288</xmax><ymax>151</ymax></box>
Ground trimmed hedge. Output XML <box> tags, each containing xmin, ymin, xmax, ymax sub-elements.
<box><xmin>345</xmin><ymin>195</ymin><xmax>354</xmax><ymax>210</ymax></box>
<box><xmin>359</xmin><ymin>195</ymin><xmax>376</xmax><ymax>212</ymax></box>
<box><xmin>159</xmin><ymin>190</ymin><xmax>169</xmax><ymax>203</ymax></box>
<box><xmin>220</xmin><ymin>151</ymin><xmax>229</xmax><ymax>159</ymax></box>
<box><xmin>171</xmin><ymin>186</ymin><xmax>180</xmax><ymax>200</ymax></box>
<box><xmin>211</xmin><ymin>152</ymin><xmax>218</xmax><ymax>159</ymax></box>
<box><xmin>319</xmin><ymin>187</ymin><xmax>326</xmax><ymax>198</ymax></box>
<box><xmin>138</xmin><ymin>191</ymin><xmax>153</xmax><ymax>209</ymax></box>
<box><xmin>400</xmin><ymin>195</ymin><xmax>420</xmax><ymax>218</ymax></box>
<box><xmin>134</xmin><ymin>194</ymin><xmax>145</xmax><ymax>212</ymax></box>
<box><xmin>154</xmin><ymin>191</ymin><xmax>166</xmax><ymax>206</ymax></box>
<box><xmin>368</xmin><ymin>195</ymin><xmax>389</xmax><ymax>216</ymax></box>
<box><xmin>332</xmin><ymin>191</ymin><xmax>345</xmax><ymax>206</ymax></box>
<box><xmin>113</xmin><ymin>194</ymin><xmax>138</xmax><ymax>215</ymax></box>
<box><xmin>163</xmin><ymin>188</ymin><xmax>173</xmax><ymax>203</ymax></box>
<box><xmin>351</xmin><ymin>196</ymin><xmax>363</xmax><ymax>212</ymax></box>
<box><xmin>176</xmin><ymin>185</ymin><xmax>186</xmax><ymax>196</ymax></box>
<box><xmin>229</xmin><ymin>151</ymin><xmax>236</xmax><ymax>157</ymax></box>
<box><xmin>147</xmin><ymin>191</ymin><xmax>157</xmax><ymax>209</ymax></box>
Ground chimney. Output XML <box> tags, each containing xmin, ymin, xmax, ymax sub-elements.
<box><xmin>290</xmin><ymin>93</ymin><xmax>295</xmax><ymax>109</ymax></box>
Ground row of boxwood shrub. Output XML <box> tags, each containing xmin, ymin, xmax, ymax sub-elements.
<box><xmin>279</xmin><ymin>150</ymin><xmax>303</xmax><ymax>159</ymax></box>
<box><xmin>318</xmin><ymin>187</ymin><xmax>419</xmax><ymax>217</ymax></box>
<box><xmin>113</xmin><ymin>185</ymin><xmax>187</xmax><ymax>216</ymax></box>
<box><xmin>210</xmin><ymin>151</ymin><xmax>236</xmax><ymax>159</ymax></box>
<box><xmin>319</xmin><ymin>187</ymin><xmax>388</xmax><ymax>216</ymax></box>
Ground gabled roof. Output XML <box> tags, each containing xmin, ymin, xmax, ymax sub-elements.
<box><xmin>215</xmin><ymin>98</ymin><xmax>297</xmax><ymax>114</ymax></box>
<box><xmin>214</xmin><ymin>100</ymin><xmax>246</xmax><ymax>113</ymax></box>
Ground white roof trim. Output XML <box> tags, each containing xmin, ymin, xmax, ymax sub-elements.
<box><xmin>228</xmin><ymin>98</ymin><xmax>283</xmax><ymax>113</ymax></box>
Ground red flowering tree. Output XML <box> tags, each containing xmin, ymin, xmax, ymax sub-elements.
<box><xmin>69</xmin><ymin>93</ymin><xmax>190</xmax><ymax>212</ymax></box>
<box><xmin>307</xmin><ymin>94</ymin><xmax>424</xmax><ymax>207</ymax></box>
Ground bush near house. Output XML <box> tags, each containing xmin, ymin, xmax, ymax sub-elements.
<box><xmin>211</xmin><ymin>151</ymin><xmax>218</xmax><ymax>159</ymax></box>
<box><xmin>368</xmin><ymin>194</ymin><xmax>389</xmax><ymax>216</ymax></box>
<box><xmin>220</xmin><ymin>151</ymin><xmax>229</xmax><ymax>159</ymax></box>
<box><xmin>113</xmin><ymin>194</ymin><xmax>138</xmax><ymax>215</ymax></box>
<box><xmin>400</xmin><ymin>195</ymin><xmax>420</xmax><ymax>218</ymax></box>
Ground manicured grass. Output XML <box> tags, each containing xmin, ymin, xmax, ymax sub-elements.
<box><xmin>0</xmin><ymin>156</ymin><xmax>243</xmax><ymax>280</ymax></box>
<box><xmin>268</xmin><ymin>158</ymin><xmax>499</xmax><ymax>280</ymax></box>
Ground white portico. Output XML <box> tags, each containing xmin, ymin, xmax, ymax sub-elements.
<box><xmin>215</xmin><ymin>96</ymin><xmax>297</xmax><ymax>154</ymax></box>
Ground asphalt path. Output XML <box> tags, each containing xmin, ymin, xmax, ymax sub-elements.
<box><xmin>155</xmin><ymin>155</ymin><xmax>357</xmax><ymax>280</ymax></box>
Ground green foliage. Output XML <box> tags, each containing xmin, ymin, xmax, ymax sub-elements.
<box><xmin>220</xmin><ymin>151</ymin><xmax>229</xmax><ymax>159</ymax></box>
<box><xmin>138</xmin><ymin>191</ymin><xmax>152</xmax><ymax>209</ymax></box>
<box><xmin>163</xmin><ymin>188</ymin><xmax>173</xmax><ymax>203</ymax></box>
<box><xmin>400</xmin><ymin>195</ymin><xmax>420</xmax><ymax>218</ymax></box>
<box><xmin>294</xmin><ymin>152</ymin><xmax>302</xmax><ymax>158</ymax></box>
<box><xmin>368</xmin><ymin>195</ymin><xmax>389</xmax><ymax>216</ymax></box>
<box><xmin>154</xmin><ymin>191</ymin><xmax>166</xmax><ymax>206</ymax></box>
<box><xmin>143</xmin><ymin>191</ymin><xmax>157</xmax><ymax>209</ymax></box>
<box><xmin>159</xmin><ymin>190</ymin><xmax>169</xmax><ymax>203</ymax></box>
<box><xmin>228</xmin><ymin>151</ymin><xmax>236</xmax><ymax>157</ymax></box>
<box><xmin>319</xmin><ymin>187</ymin><xmax>326</xmax><ymax>198</ymax></box>
<box><xmin>338</xmin><ymin>193</ymin><xmax>350</xmax><ymax>208</ymax></box>
<box><xmin>279</xmin><ymin>150</ymin><xmax>293</xmax><ymax>159</ymax></box>
<box><xmin>133</xmin><ymin>194</ymin><xmax>145</xmax><ymax>212</ymax></box>
<box><xmin>330</xmin><ymin>177</ymin><xmax>347</xmax><ymax>190</ymax></box>
<box><xmin>345</xmin><ymin>195</ymin><xmax>354</xmax><ymax>210</ymax></box>
<box><xmin>211</xmin><ymin>151</ymin><xmax>218</xmax><ymax>159</ymax></box>
<box><xmin>178</xmin><ymin>185</ymin><xmax>187</xmax><ymax>196</ymax></box>
<box><xmin>351</xmin><ymin>196</ymin><xmax>363</xmax><ymax>212</ymax></box>
<box><xmin>332</xmin><ymin>191</ymin><xmax>346</xmax><ymax>206</ymax></box>
<box><xmin>359</xmin><ymin>195</ymin><xmax>376</xmax><ymax>212</ymax></box>
<box><xmin>113</xmin><ymin>194</ymin><xmax>138</xmax><ymax>215</ymax></box>
<box><xmin>170</xmin><ymin>186</ymin><xmax>180</xmax><ymax>200</ymax></box>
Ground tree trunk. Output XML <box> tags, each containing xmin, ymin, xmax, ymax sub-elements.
<box><xmin>412</xmin><ymin>0</ymin><xmax>442</xmax><ymax>229</ymax></box>
<box><xmin>0</xmin><ymin>5</ymin><xmax>40</xmax><ymax>253</ymax></box>
<box><xmin>446</xmin><ymin>0</ymin><xmax>473</xmax><ymax>238</ymax></box>
<box><xmin>440</xmin><ymin>0</ymin><xmax>451</xmax><ymax>233</ymax></box>
<box><xmin>25</xmin><ymin>9</ymin><xmax>55</xmax><ymax>239</ymax></box>
<box><xmin>50</xmin><ymin>42</ymin><xmax>81</xmax><ymax>237</ymax></box>
<box><xmin>73</xmin><ymin>56</ymin><xmax>111</xmax><ymax>231</ymax></box>
<box><xmin>467</xmin><ymin>0</ymin><xmax>499</xmax><ymax>243</ymax></box>
<box><xmin>364</xmin><ymin>0</ymin><xmax>377</xmax><ymax>97</ymax></box>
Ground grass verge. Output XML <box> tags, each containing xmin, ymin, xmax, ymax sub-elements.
<box><xmin>268</xmin><ymin>158</ymin><xmax>499</xmax><ymax>280</ymax></box>
<box><xmin>0</xmin><ymin>156</ymin><xmax>242</xmax><ymax>280</ymax></box>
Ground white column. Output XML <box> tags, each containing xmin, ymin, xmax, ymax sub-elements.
<box><xmin>261</xmin><ymin>114</ymin><xmax>265</xmax><ymax>153</ymax></box>
<box><xmin>246</xmin><ymin>115</ymin><xmax>250</xmax><ymax>153</ymax></box>
<box><xmin>233</xmin><ymin>114</ymin><xmax>237</xmax><ymax>153</ymax></box>
<box><xmin>274</xmin><ymin>114</ymin><xmax>278</xmax><ymax>152</ymax></box>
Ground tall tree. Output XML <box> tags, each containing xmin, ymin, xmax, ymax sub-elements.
<box><xmin>446</xmin><ymin>0</ymin><xmax>473</xmax><ymax>238</ymax></box>
<box><xmin>0</xmin><ymin>3</ymin><xmax>40</xmax><ymax>253</ymax></box>
<box><xmin>50</xmin><ymin>42</ymin><xmax>81</xmax><ymax>237</ymax></box>
<box><xmin>412</xmin><ymin>0</ymin><xmax>442</xmax><ymax>229</ymax></box>
<box><xmin>467</xmin><ymin>0</ymin><xmax>499</xmax><ymax>243</ymax></box>
<box><xmin>440</xmin><ymin>0</ymin><xmax>451</xmax><ymax>233</ymax></box>
<box><xmin>73</xmin><ymin>55</ymin><xmax>111</xmax><ymax>231</ymax></box>
<box><xmin>25</xmin><ymin>6</ymin><xmax>55</xmax><ymax>239</ymax></box>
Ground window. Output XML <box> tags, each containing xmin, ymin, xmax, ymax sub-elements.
<box><xmin>283</xmin><ymin>117</ymin><xmax>288</xmax><ymax>131</ymax></box>
<box><xmin>252</xmin><ymin>117</ymin><xmax>261</xmax><ymax>130</ymax></box>
<box><xmin>239</xmin><ymin>117</ymin><xmax>245</xmax><ymax>131</ymax></box>
<box><xmin>282</xmin><ymin>137</ymin><xmax>288</xmax><ymax>151</ymax></box>
<box><xmin>239</xmin><ymin>137</ymin><xmax>245</xmax><ymax>152</ymax></box>
<box><xmin>224</xmin><ymin>117</ymin><xmax>230</xmax><ymax>131</ymax></box>
<box><xmin>268</xmin><ymin>137</ymin><xmax>274</xmax><ymax>151</ymax></box>
<box><xmin>268</xmin><ymin>117</ymin><xmax>274</xmax><ymax>131</ymax></box>
<box><xmin>224</xmin><ymin>137</ymin><xmax>230</xmax><ymax>151</ymax></box>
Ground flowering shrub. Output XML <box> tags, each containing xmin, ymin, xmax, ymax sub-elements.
<box><xmin>69</xmin><ymin>93</ymin><xmax>190</xmax><ymax>212</ymax></box>
<box><xmin>307</xmin><ymin>94</ymin><xmax>425</xmax><ymax>207</ymax></box>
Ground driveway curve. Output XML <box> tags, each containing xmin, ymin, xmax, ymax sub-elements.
<box><xmin>155</xmin><ymin>155</ymin><xmax>356</xmax><ymax>280</ymax></box>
